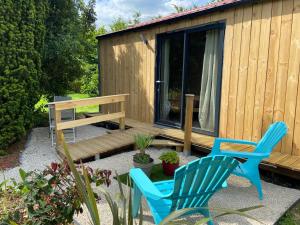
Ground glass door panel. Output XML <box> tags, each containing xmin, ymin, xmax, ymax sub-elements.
<box><xmin>155</xmin><ymin>24</ymin><xmax>224</xmax><ymax>136</ymax></box>
<box><xmin>185</xmin><ymin>29</ymin><xmax>222</xmax><ymax>134</ymax></box>
<box><xmin>156</xmin><ymin>33</ymin><xmax>184</xmax><ymax>126</ymax></box>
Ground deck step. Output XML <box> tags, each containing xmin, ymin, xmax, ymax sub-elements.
<box><xmin>151</xmin><ymin>139</ymin><xmax>183</xmax><ymax>152</ymax></box>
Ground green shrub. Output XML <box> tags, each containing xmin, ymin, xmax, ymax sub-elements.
<box><xmin>159</xmin><ymin>151</ymin><xmax>180</xmax><ymax>164</ymax></box>
<box><xmin>0</xmin><ymin>162</ymin><xmax>111</xmax><ymax>225</ymax></box>
<box><xmin>0</xmin><ymin>0</ymin><xmax>47</xmax><ymax>149</ymax></box>
<box><xmin>80</xmin><ymin>63</ymin><xmax>99</xmax><ymax>96</ymax></box>
<box><xmin>0</xmin><ymin>150</ymin><xmax>7</xmax><ymax>157</ymax></box>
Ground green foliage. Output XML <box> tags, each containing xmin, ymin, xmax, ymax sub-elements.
<box><xmin>41</xmin><ymin>0</ymin><xmax>84</xmax><ymax>96</ymax></box>
<box><xmin>80</xmin><ymin>68</ymin><xmax>99</xmax><ymax>96</ymax></box>
<box><xmin>133</xmin><ymin>134</ymin><xmax>153</xmax><ymax>164</ymax></box>
<box><xmin>159</xmin><ymin>151</ymin><xmax>179</xmax><ymax>164</ymax></box>
<box><xmin>110</xmin><ymin>17</ymin><xmax>128</xmax><ymax>32</ymax></box>
<box><xmin>134</xmin><ymin>134</ymin><xmax>153</xmax><ymax>154</ymax></box>
<box><xmin>0</xmin><ymin>161</ymin><xmax>111</xmax><ymax>225</ymax></box>
<box><xmin>0</xmin><ymin>150</ymin><xmax>7</xmax><ymax>157</ymax></box>
<box><xmin>133</xmin><ymin>153</ymin><xmax>151</xmax><ymax>164</ymax></box>
<box><xmin>0</xmin><ymin>0</ymin><xmax>47</xmax><ymax>149</ymax></box>
<box><xmin>129</xmin><ymin>11</ymin><xmax>141</xmax><ymax>25</ymax></box>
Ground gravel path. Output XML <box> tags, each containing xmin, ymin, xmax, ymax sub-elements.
<box><xmin>1</xmin><ymin>126</ymin><xmax>300</xmax><ymax>225</ymax></box>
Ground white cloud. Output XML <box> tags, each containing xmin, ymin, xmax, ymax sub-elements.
<box><xmin>95</xmin><ymin>0</ymin><xmax>211</xmax><ymax>28</ymax></box>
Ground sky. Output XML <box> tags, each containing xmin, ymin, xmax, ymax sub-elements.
<box><xmin>94</xmin><ymin>0</ymin><xmax>212</xmax><ymax>28</ymax></box>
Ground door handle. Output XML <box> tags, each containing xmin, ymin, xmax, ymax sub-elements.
<box><xmin>156</xmin><ymin>80</ymin><xmax>164</xmax><ymax>83</ymax></box>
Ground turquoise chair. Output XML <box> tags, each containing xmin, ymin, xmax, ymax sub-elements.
<box><xmin>210</xmin><ymin>121</ymin><xmax>287</xmax><ymax>200</ymax></box>
<box><xmin>130</xmin><ymin>156</ymin><xmax>239</xmax><ymax>225</ymax></box>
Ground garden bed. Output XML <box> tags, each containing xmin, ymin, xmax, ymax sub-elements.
<box><xmin>0</xmin><ymin>135</ymin><xmax>27</xmax><ymax>170</ymax></box>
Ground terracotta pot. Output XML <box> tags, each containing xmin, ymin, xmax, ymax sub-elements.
<box><xmin>133</xmin><ymin>157</ymin><xmax>154</xmax><ymax>176</ymax></box>
<box><xmin>162</xmin><ymin>161</ymin><xmax>179</xmax><ymax>176</ymax></box>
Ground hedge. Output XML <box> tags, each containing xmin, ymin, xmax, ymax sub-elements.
<box><xmin>0</xmin><ymin>0</ymin><xmax>47</xmax><ymax>149</ymax></box>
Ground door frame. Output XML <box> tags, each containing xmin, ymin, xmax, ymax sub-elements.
<box><xmin>154</xmin><ymin>21</ymin><xmax>226</xmax><ymax>137</ymax></box>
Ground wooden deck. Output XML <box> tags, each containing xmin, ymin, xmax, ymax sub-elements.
<box><xmin>58</xmin><ymin>126</ymin><xmax>159</xmax><ymax>161</ymax></box>
<box><xmin>122</xmin><ymin>119</ymin><xmax>300</xmax><ymax>177</ymax></box>
<box><xmin>60</xmin><ymin>117</ymin><xmax>300</xmax><ymax>177</ymax></box>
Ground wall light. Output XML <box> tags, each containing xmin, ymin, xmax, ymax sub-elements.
<box><xmin>140</xmin><ymin>34</ymin><xmax>148</xmax><ymax>45</ymax></box>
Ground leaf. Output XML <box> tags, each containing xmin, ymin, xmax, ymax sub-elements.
<box><xmin>19</xmin><ymin>168</ymin><xmax>27</xmax><ymax>181</ymax></box>
<box><xmin>98</xmin><ymin>186</ymin><xmax>119</xmax><ymax>225</ymax></box>
<box><xmin>159</xmin><ymin>206</ymin><xmax>265</xmax><ymax>225</ymax></box>
<box><xmin>208</xmin><ymin>206</ymin><xmax>265</xmax><ymax>224</ymax></box>
<box><xmin>159</xmin><ymin>208</ymin><xmax>195</xmax><ymax>225</ymax></box>
<box><xmin>63</xmin><ymin>138</ymin><xmax>100</xmax><ymax>225</ymax></box>
<box><xmin>127</xmin><ymin>177</ymin><xmax>133</xmax><ymax>225</ymax></box>
<box><xmin>138</xmin><ymin>201</ymin><xmax>143</xmax><ymax>225</ymax></box>
<box><xmin>193</xmin><ymin>218</ymin><xmax>211</xmax><ymax>225</ymax></box>
<box><xmin>83</xmin><ymin>167</ymin><xmax>100</xmax><ymax>225</ymax></box>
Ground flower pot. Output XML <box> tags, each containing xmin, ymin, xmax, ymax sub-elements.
<box><xmin>162</xmin><ymin>160</ymin><xmax>179</xmax><ymax>176</ymax></box>
<box><xmin>133</xmin><ymin>158</ymin><xmax>154</xmax><ymax>176</ymax></box>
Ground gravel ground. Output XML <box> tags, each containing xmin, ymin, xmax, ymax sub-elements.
<box><xmin>1</xmin><ymin>126</ymin><xmax>300</xmax><ymax>225</ymax></box>
<box><xmin>0</xmin><ymin>125</ymin><xmax>107</xmax><ymax>182</ymax></box>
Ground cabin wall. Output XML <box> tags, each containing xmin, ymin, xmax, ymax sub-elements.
<box><xmin>99</xmin><ymin>0</ymin><xmax>300</xmax><ymax>156</ymax></box>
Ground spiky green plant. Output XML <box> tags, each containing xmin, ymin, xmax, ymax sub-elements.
<box><xmin>134</xmin><ymin>134</ymin><xmax>153</xmax><ymax>154</ymax></box>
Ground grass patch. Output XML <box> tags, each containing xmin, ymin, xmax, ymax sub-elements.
<box><xmin>277</xmin><ymin>201</ymin><xmax>300</xmax><ymax>225</ymax></box>
<box><xmin>116</xmin><ymin>164</ymin><xmax>173</xmax><ymax>186</ymax></box>
<box><xmin>67</xmin><ymin>93</ymin><xmax>99</xmax><ymax>113</ymax></box>
<box><xmin>35</xmin><ymin>93</ymin><xmax>99</xmax><ymax>114</ymax></box>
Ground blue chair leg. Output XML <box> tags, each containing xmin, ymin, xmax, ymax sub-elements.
<box><xmin>252</xmin><ymin>177</ymin><xmax>263</xmax><ymax>200</ymax></box>
<box><xmin>248</xmin><ymin>170</ymin><xmax>263</xmax><ymax>200</ymax></box>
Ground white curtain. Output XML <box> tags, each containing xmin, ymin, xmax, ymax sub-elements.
<box><xmin>198</xmin><ymin>30</ymin><xmax>220</xmax><ymax>132</ymax></box>
<box><xmin>161</xmin><ymin>39</ymin><xmax>171</xmax><ymax>119</ymax></box>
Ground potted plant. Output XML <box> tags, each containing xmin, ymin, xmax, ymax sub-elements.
<box><xmin>133</xmin><ymin>134</ymin><xmax>154</xmax><ymax>176</ymax></box>
<box><xmin>159</xmin><ymin>151</ymin><xmax>180</xmax><ymax>176</ymax></box>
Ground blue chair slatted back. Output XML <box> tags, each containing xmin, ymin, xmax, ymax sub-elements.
<box><xmin>255</xmin><ymin>122</ymin><xmax>288</xmax><ymax>154</ymax></box>
<box><xmin>170</xmin><ymin>156</ymin><xmax>239</xmax><ymax>211</ymax></box>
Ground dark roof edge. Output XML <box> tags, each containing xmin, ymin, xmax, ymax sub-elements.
<box><xmin>96</xmin><ymin>0</ymin><xmax>256</xmax><ymax>40</ymax></box>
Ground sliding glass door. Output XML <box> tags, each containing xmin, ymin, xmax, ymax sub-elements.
<box><xmin>155</xmin><ymin>23</ymin><xmax>224</xmax><ymax>136</ymax></box>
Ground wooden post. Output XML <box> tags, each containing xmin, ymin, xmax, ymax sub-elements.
<box><xmin>183</xmin><ymin>94</ymin><xmax>194</xmax><ymax>156</ymax></box>
<box><xmin>54</xmin><ymin>105</ymin><xmax>63</xmax><ymax>148</ymax></box>
<box><xmin>119</xmin><ymin>101</ymin><xmax>125</xmax><ymax>130</ymax></box>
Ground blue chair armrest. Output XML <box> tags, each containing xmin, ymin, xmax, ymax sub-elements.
<box><xmin>129</xmin><ymin>168</ymin><xmax>169</xmax><ymax>200</ymax></box>
<box><xmin>214</xmin><ymin>138</ymin><xmax>257</xmax><ymax>146</ymax></box>
<box><xmin>218</xmin><ymin>150</ymin><xmax>269</xmax><ymax>159</ymax></box>
<box><xmin>212</xmin><ymin>138</ymin><xmax>257</xmax><ymax>155</ymax></box>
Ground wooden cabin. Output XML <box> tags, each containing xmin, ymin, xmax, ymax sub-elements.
<box><xmin>97</xmin><ymin>0</ymin><xmax>300</xmax><ymax>177</ymax></box>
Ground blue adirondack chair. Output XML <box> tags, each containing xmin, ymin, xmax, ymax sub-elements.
<box><xmin>210</xmin><ymin>121</ymin><xmax>287</xmax><ymax>200</ymax></box>
<box><xmin>130</xmin><ymin>155</ymin><xmax>239</xmax><ymax>225</ymax></box>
